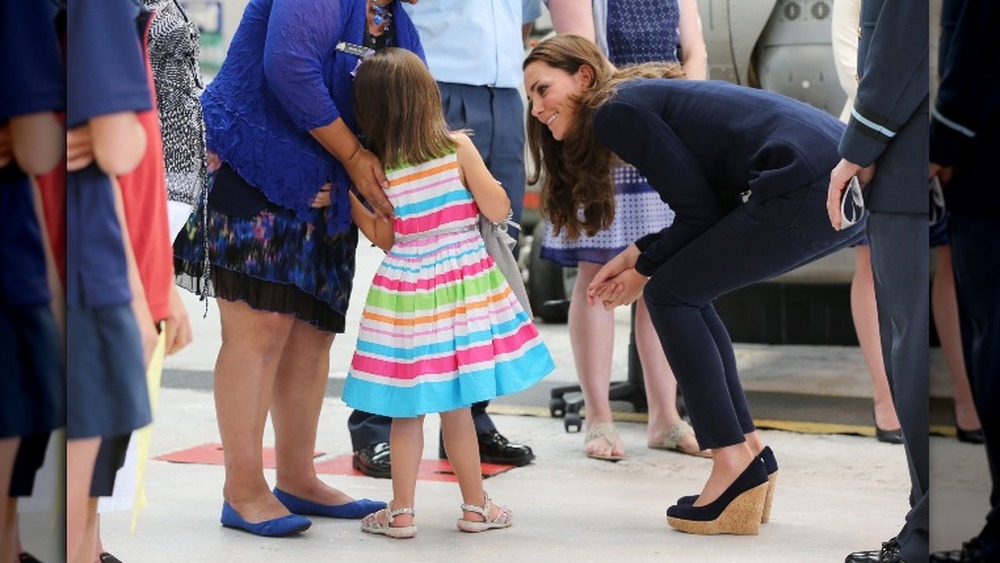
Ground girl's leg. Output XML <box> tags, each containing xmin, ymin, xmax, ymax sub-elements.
<box><xmin>214</xmin><ymin>299</ymin><xmax>295</xmax><ymax>522</ymax></box>
<box><xmin>440</xmin><ymin>408</ymin><xmax>503</xmax><ymax>522</ymax></box>
<box><xmin>634</xmin><ymin>299</ymin><xmax>701</xmax><ymax>453</ymax></box>
<box><xmin>66</xmin><ymin>437</ymin><xmax>98</xmax><ymax>563</ymax></box>
<box><xmin>271</xmin><ymin>319</ymin><xmax>356</xmax><ymax>505</ymax></box>
<box><xmin>387</xmin><ymin>416</ymin><xmax>424</xmax><ymax>527</ymax></box>
<box><xmin>1</xmin><ymin>495</ymin><xmax>16</xmax><ymax>563</ymax></box>
<box><xmin>570</xmin><ymin>262</ymin><xmax>623</xmax><ymax>458</ymax></box>
<box><xmin>851</xmin><ymin>245</ymin><xmax>901</xmax><ymax>431</ymax></box>
<box><xmin>932</xmin><ymin>246</ymin><xmax>981</xmax><ymax>431</ymax></box>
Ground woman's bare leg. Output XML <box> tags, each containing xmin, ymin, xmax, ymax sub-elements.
<box><xmin>214</xmin><ymin>299</ymin><xmax>295</xmax><ymax>522</ymax></box>
<box><xmin>932</xmin><ymin>246</ymin><xmax>981</xmax><ymax>431</ymax></box>
<box><xmin>272</xmin><ymin>319</ymin><xmax>356</xmax><ymax>505</ymax></box>
<box><xmin>851</xmin><ymin>246</ymin><xmax>901</xmax><ymax>431</ymax></box>
<box><xmin>571</xmin><ymin>262</ymin><xmax>623</xmax><ymax>458</ymax></box>
<box><xmin>635</xmin><ymin>299</ymin><xmax>701</xmax><ymax>453</ymax></box>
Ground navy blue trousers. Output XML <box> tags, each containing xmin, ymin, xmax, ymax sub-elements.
<box><xmin>642</xmin><ymin>178</ymin><xmax>865</xmax><ymax>450</ymax></box>
<box><xmin>868</xmin><ymin>212</ymin><xmax>930</xmax><ymax>562</ymax></box>
<box><xmin>949</xmin><ymin>215</ymin><xmax>1000</xmax><ymax>559</ymax></box>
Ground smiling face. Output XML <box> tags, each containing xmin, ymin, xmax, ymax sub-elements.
<box><xmin>524</xmin><ymin>60</ymin><xmax>594</xmax><ymax>141</ymax></box>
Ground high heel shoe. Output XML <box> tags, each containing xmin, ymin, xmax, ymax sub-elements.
<box><xmin>676</xmin><ymin>446</ymin><xmax>779</xmax><ymax>523</ymax></box>
<box><xmin>220</xmin><ymin>501</ymin><xmax>312</xmax><ymax>537</ymax></box>
<box><xmin>666</xmin><ymin>457</ymin><xmax>768</xmax><ymax>535</ymax></box>
<box><xmin>956</xmin><ymin>426</ymin><xmax>985</xmax><ymax>444</ymax></box>
<box><xmin>873</xmin><ymin>408</ymin><xmax>903</xmax><ymax>444</ymax></box>
<box><xmin>273</xmin><ymin>487</ymin><xmax>385</xmax><ymax>519</ymax></box>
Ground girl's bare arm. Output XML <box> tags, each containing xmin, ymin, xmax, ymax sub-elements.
<box><xmin>455</xmin><ymin>133</ymin><xmax>510</xmax><ymax>223</ymax></box>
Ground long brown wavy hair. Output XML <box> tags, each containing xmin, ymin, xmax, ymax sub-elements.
<box><xmin>353</xmin><ymin>48</ymin><xmax>457</xmax><ymax>168</ymax></box>
<box><xmin>524</xmin><ymin>35</ymin><xmax>685</xmax><ymax>238</ymax></box>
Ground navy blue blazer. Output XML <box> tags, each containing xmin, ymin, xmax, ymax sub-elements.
<box><xmin>930</xmin><ymin>0</ymin><xmax>1000</xmax><ymax>217</ymax></box>
<box><xmin>839</xmin><ymin>0</ymin><xmax>929</xmax><ymax>214</ymax></box>
<box><xmin>593</xmin><ymin>79</ymin><xmax>844</xmax><ymax>276</ymax></box>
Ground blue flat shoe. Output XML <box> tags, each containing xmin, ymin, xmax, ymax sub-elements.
<box><xmin>220</xmin><ymin>501</ymin><xmax>312</xmax><ymax>537</ymax></box>
<box><xmin>273</xmin><ymin>487</ymin><xmax>386</xmax><ymax>519</ymax></box>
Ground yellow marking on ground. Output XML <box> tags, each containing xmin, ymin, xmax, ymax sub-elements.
<box><xmin>485</xmin><ymin>405</ymin><xmax>959</xmax><ymax>437</ymax></box>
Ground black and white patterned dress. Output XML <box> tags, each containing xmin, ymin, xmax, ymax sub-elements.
<box><xmin>143</xmin><ymin>0</ymin><xmax>207</xmax><ymax>212</ymax></box>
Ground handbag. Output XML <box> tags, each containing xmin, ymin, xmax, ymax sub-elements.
<box><xmin>478</xmin><ymin>213</ymin><xmax>533</xmax><ymax>318</ymax></box>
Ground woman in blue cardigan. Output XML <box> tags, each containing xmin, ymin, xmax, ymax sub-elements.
<box><xmin>173</xmin><ymin>0</ymin><xmax>423</xmax><ymax>537</ymax></box>
<box><xmin>524</xmin><ymin>35</ymin><xmax>865</xmax><ymax>536</ymax></box>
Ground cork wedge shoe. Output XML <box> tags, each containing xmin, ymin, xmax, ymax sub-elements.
<box><xmin>665</xmin><ymin>457</ymin><xmax>769</xmax><ymax>535</ymax></box>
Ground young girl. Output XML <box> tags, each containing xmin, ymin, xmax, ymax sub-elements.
<box><xmin>342</xmin><ymin>48</ymin><xmax>554</xmax><ymax>539</ymax></box>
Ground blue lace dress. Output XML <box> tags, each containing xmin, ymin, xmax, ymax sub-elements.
<box><xmin>173</xmin><ymin>0</ymin><xmax>424</xmax><ymax>332</ymax></box>
<box><xmin>540</xmin><ymin>0</ymin><xmax>680</xmax><ymax>267</ymax></box>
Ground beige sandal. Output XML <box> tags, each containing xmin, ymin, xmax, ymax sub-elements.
<box><xmin>648</xmin><ymin>421</ymin><xmax>711</xmax><ymax>458</ymax></box>
<box><xmin>360</xmin><ymin>502</ymin><xmax>417</xmax><ymax>539</ymax></box>
<box><xmin>585</xmin><ymin>421</ymin><xmax>625</xmax><ymax>461</ymax></box>
<box><xmin>456</xmin><ymin>491</ymin><xmax>512</xmax><ymax>533</ymax></box>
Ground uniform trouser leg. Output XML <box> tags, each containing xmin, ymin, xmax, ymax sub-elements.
<box><xmin>438</xmin><ymin>83</ymin><xmax>526</xmax><ymax>247</ymax></box>
<box><xmin>347</xmin><ymin>410</ymin><xmax>391</xmax><ymax>451</ymax></box>
<box><xmin>643</xmin><ymin>181</ymin><xmax>864</xmax><ymax>448</ymax></box>
<box><xmin>438</xmin><ymin>83</ymin><xmax>526</xmax><ymax>432</ymax></box>
<box><xmin>349</xmin><ymin>404</ymin><xmax>496</xmax><ymax>451</ymax></box>
<box><xmin>948</xmin><ymin>215</ymin><xmax>1000</xmax><ymax>558</ymax></box>
<box><xmin>867</xmin><ymin>212</ymin><xmax>929</xmax><ymax>562</ymax></box>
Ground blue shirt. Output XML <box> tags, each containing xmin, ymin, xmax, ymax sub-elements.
<box><xmin>403</xmin><ymin>0</ymin><xmax>523</xmax><ymax>88</ymax></box>
<box><xmin>200</xmin><ymin>0</ymin><xmax>425</xmax><ymax>235</ymax></box>
<box><xmin>66</xmin><ymin>0</ymin><xmax>152</xmax><ymax>309</ymax></box>
<box><xmin>0</xmin><ymin>0</ymin><xmax>65</xmax><ymax>309</ymax></box>
<box><xmin>0</xmin><ymin>0</ymin><xmax>64</xmax><ymax>122</ymax></box>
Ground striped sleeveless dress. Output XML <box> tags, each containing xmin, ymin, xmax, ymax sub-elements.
<box><xmin>342</xmin><ymin>151</ymin><xmax>554</xmax><ymax>418</ymax></box>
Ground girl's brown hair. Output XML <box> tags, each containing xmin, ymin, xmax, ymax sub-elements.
<box><xmin>353</xmin><ymin>48</ymin><xmax>456</xmax><ymax>168</ymax></box>
<box><xmin>524</xmin><ymin>35</ymin><xmax>685</xmax><ymax>238</ymax></box>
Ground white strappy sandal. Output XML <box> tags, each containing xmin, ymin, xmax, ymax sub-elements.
<box><xmin>456</xmin><ymin>491</ymin><xmax>513</xmax><ymax>533</ymax></box>
<box><xmin>360</xmin><ymin>502</ymin><xmax>417</xmax><ymax>539</ymax></box>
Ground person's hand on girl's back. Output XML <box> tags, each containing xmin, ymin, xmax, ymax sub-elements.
<box><xmin>345</xmin><ymin>147</ymin><xmax>394</xmax><ymax>222</ymax></box>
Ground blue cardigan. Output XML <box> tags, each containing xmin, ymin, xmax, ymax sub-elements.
<box><xmin>201</xmin><ymin>0</ymin><xmax>425</xmax><ymax>234</ymax></box>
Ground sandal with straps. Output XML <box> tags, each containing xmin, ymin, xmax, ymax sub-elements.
<box><xmin>360</xmin><ymin>502</ymin><xmax>417</xmax><ymax>539</ymax></box>
<box><xmin>648</xmin><ymin>420</ymin><xmax>711</xmax><ymax>458</ymax></box>
<box><xmin>456</xmin><ymin>491</ymin><xmax>513</xmax><ymax>533</ymax></box>
<box><xmin>585</xmin><ymin>421</ymin><xmax>625</xmax><ymax>461</ymax></box>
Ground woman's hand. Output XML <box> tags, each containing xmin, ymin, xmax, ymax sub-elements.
<box><xmin>66</xmin><ymin>126</ymin><xmax>96</xmax><ymax>171</ymax></box>
<box><xmin>587</xmin><ymin>244</ymin><xmax>641</xmax><ymax>306</ymax></box>
<box><xmin>594</xmin><ymin>269</ymin><xmax>648</xmax><ymax>310</ymax></box>
<box><xmin>343</xmin><ymin>146</ymin><xmax>394</xmax><ymax>221</ymax></box>
<box><xmin>163</xmin><ymin>285</ymin><xmax>192</xmax><ymax>356</ymax></box>
<box><xmin>827</xmin><ymin>158</ymin><xmax>874</xmax><ymax>230</ymax></box>
<box><xmin>311</xmin><ymin>182</ymin><xmax>332</xmax><ymax>208</ymax></box>
<box><xmin>206</xmin><ymin>150</ymin><xmax>221</xmax><ymax>173</ymax></box>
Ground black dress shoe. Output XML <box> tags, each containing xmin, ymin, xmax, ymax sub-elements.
<box><xmin>845</xmin><ymin>538</ymin><xmax>906</xmax><ymax>562</ymax></box>
<box><xmin>930</xmin><ymin>538</ymin><xmax>985</xmax><ymax>562</ymax></box>
<box><xmin>353</xmin><ymin>442</ymin><xmax>392</xmax><ymax>479</ymax></box>
<box><xmin>475</xmin><ymin>430</ymin><xmax>535</xmax><ymax>466</ymax></box>
<box><xmin>956</xmin><ymin>426</ymin><xmax>985</xmax><ymax>444</ymax></box>
<box><xmin>99</xmin><ymin>553</ymin><xmax>124</xmax><ymax>563</ymax></box>
<box><xmin>19</xmin><ymin>553</ymin><xmax>43</xmax><ymax>563</ymax></box>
